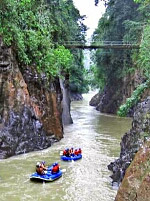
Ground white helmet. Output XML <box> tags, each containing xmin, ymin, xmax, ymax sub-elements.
<box><xmin>36</xmin><ymin>162</ymin><xmax>41</xmax><ymax>167</ymax></box>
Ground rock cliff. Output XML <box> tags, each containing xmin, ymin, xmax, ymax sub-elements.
<box><xmin>0</xmin><ymin>37</ymin><xmax>64</xmax><ymax>159</ymax></box>
<box><xmin>108</xmin><ymin>96</ymin><xmax>150</xmax><ymax>186</ymax></box>
<box><xmin>60</xmin><ymin>76</ymin><xmax>73</xmax><ymax>125</ymax></box>
<box><xmin>90</xmin><ymin>71</ymin><xmax>144</xmax><ymax>115</ymax></box>
<box><xmin>115</xmin><ymin>141</ymin><xmax>150</xmax><ymax>201</ymax></box>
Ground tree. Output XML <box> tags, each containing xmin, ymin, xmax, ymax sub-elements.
<box><xmin>91</xmin><ymin>0</ymin><xmax>142</xmax><ymax>114</ymax></box>
<box><xmin>0</xmin><ymin>0</ymin><xmax>88</xmax><ymax>93</ymax></box>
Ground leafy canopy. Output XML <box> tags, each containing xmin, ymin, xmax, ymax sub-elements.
<box><xmin>118</xmin><ymin>0</ymin><xmax>150</xmax><ymax>116</ymax></box>
<box><xmin>0</xmin><ymin>0</ymin><xmax>87</xmax><ymax>85</ymax></box>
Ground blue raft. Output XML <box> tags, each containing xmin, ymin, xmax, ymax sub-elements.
<box><xmin>61</xmin><ymin>154</ymin><xmax>82</xmax><ymax>161</ymax></box>
<box><xmin>30</xmin><ymin>168</ymin><xmax>62</xmax><ymax>182</ymax></box>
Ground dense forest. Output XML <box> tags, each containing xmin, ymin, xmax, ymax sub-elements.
<box><xmin>91</xmin><ymin>0</ymin><xmax>150</xmax><ymax>116</ymax></box>
<box><xmin>0</xmin><ymin>0</ymin><xmax>88</xmax><ymax>95</ymax></box>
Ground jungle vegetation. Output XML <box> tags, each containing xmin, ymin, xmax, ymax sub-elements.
<box><xmin>0</xmin><ymin>0</ymin><xmax>88</xmax><ymax>94</ymax></box>
<box><xmin>1</xmin><ymin>0</ymin><xmax>150</xmax><ymax>107</ymax></box>
<box><xmin>91</xmin><ymin>0</ymin><xmax>150</xmax><ymax>116</ymax></box>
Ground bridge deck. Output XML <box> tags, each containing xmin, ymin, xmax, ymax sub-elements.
<box><xmin>62</xmin><ymin>41</ymin><xmax>140</xmax><ymax>49</ymax></box>
<box><xmin>64</xmin><ymin>44</ymin><xmax>139</xmax><ymax>49</ymax></box>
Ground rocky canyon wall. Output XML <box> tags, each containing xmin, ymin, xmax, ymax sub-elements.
<box><xmin>115</xmin><ymin>140</ymin><xmax>150</xmax><ymax>201</ymax></box>
<box><xmin>0</xmin><ymin>37</ymin><xmax>64</xmax><ymax>159</ymax></box>
<box><xmin>60</xmin><ymin>76</ymin><xmax>73</xmax><ymax>125</ymax></box>
<box><xmin>108</xmin><ymin>96</ymin><xmax>150</xmax><ymax>187</ymax></box>
<box><xmin>90</xmin><ymin>71</ymin><xmax>144</xmax><ymax>116</ymax></box>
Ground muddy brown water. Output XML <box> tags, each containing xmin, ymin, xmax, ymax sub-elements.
<box><xmin>0</xmin><ymin>93</ymin><xmax>131</xmax><ymax>201</ymax></box>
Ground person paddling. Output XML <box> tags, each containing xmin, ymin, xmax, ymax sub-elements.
<box><xmin>36</xmin><ymin>162</ymin><xmax>45</xmax><ymax>175</ymax></box>
<box><xmin>70</xmin><ymin>147</ymin><xmax>74</xmax><ymax>156</ymax></box>
<box><xmin>51</xmin><ymin>163</ymin><xmax>60</xmax><ymax>174</ymax></box>
<box><xmin>78</xmin><ymin>148</ymin><xmax>82</xmax><ymax>155</ymax></box>
<box><xmin>63</xmin><ymin>149</ymin><xmax>67</xmax><ymax>156</ymax></box>
<box><xmin>74</xmin><ymin>149</ymin><xmax>78</xmax><ymax>155</ymax></box>
<box><xmin>65</xmin><ymin>148</ymin><xmax>70</xmax><ymax>157</ymax></box>
<box><xmin>41</xmin><ymin>161</ymin><xmax>48</xmax><ymax>172</ymax></box>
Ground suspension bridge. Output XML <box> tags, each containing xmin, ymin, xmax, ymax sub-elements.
<box><xmin>62</xmin><ymin>40</ymin><xmax>140</xmax><ymax>49</ymax></box>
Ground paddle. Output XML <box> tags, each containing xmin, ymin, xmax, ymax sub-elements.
<box><xmin>61</xmin><ymin>169</ymin><xmax>66</xmax><ymax>173</ymax></box>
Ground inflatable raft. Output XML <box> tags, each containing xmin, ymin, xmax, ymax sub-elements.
<box><xmin>61</xmin><ymin>154</ymin><xmax>82</xmax><ymax>161</ymax></box>
<box><xmin>30</xmin><ymin>168</ymin><xmax>62</xmax><ymax>182</ymax></box>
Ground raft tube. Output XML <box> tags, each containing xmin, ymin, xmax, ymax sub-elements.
<box><xmin>61</xmin><ymin>154</ymin><xmax>82</xmax><ymax>161</ymax></box>
<box><xmin>30</xmin><ymin>170</ymin><xmax>62</xmax><ymax>181</ymax></box>
<box><xmin>30</xmin><ymin>169</ymin><xmax>62</xmax><ymax>182</ymax></box>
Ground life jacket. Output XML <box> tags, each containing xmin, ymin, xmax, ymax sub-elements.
<box><xmin>63</xmin><ymin>150</ymin><xmax>66</xmax><ymax>156</ymax></box>
<box><xmin>74</xmin><ymin>150</ymin><xmax>78</xmax><ymax>155</ymax></box>
<box><xmin>55</xmin><ymin>164</ymin><xmax>59</xmax><ymax>172</ymax></box>
<box><xmin>65</xmin><ymin>150</ymin><xmax>70</xmax><ymax>157</ymax></box>
<box><xmin>78</xmin><ymin>149</ymin><xmax>82</xmax><ymax>154</ymax></box>
<box><xmin>52</xmin><ymin>165</ymin><xmax>59</xmax><ymax>174</ymax></box>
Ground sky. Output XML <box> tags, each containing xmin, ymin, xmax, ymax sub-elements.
<box><xmin>73</xmin><ymin>0</ymin><xmax>106</xmax><ymax>39</ymax></box>
<box><xmin>72</xmin><ymin>0</ymin><xmax>106</xmax><ymax>69</ymax></box>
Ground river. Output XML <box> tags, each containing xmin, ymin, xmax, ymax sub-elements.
<box><xmin>0</xmin><ymin>92</ymin><xmax>131</xmax><ymax>201</ymax></box>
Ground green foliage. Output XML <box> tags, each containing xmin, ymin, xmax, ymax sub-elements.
<box><xmin>123</xmin><ymin>20</ymin><xmax>143</xmax><ymax>43</ymax></box>
<box><xmin>92</xmin><ymin>0</ymin><xmax>150</xmax><ymax>117</ymax></box>
<box><xmin>69</xmin><ymin>55</ymin><xmax>89</xmax><ymax>93</ymax></box>
<box><xmin>132</xmin><ymin>0</ymin><xmax>150</xmax><ymax>78</ymax></box>
<box><xmin>134</xmin><ymin>0</ymin><xmax>150</xmax><ymax>4</ymax></box>
<box><xmin>117</xmin><ymin>81</ymin><xmax>149</xmax><ymax>117</ymax></box>
<box><xmin>44</xmin><ymin>46</ymin><xmax>73</xmax><ymax>77</ymax></box>
<box><xmin>91</xmin><ymin>0</ymin><xmax>150</xmax><ymax>117</ymax></box>
<box><xmin>0</xmin><ymin>0</ymin><xmax>55</xmax><ymax>75</ymax></box>
<box><xmin>115</xmin><ymin>0</ymin><xmax>150</xmax><ymax>117</ymax></box>
<box><xmin>91</xmin><ymin>0</ymin><xmax>139</xmax><ymax>90</ymax></box>
<box><xmin>88</xmin><ymin>64</ymin><xmax>106</xmax><ymax>90</ymax></box>
<box><xmin>136</xmin><ymin>26</ymin><xmax>150</xmax><ymax>77</ymax></box>
<box><xmin>0</xmin><ymin>0</ymin><xmax>87</xmax><ymax>92</ymax></box>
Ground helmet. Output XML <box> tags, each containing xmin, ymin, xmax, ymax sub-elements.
<box><xmin>55</xmin><ymin>162</ymin><xmax>58</xmax><ymax>165</ymax></box>
<box><xmin>53</xmin><ymin>164</ymin><xmax>55</xmax><ymax>167</ymax></box>
<box><xmin>36</xmin><ymin>162</ymin><xmax>40</xmax><ymax>167</ymax></box>
<box><xmin>41</xmin><ymin>161</ymin><xmax>45</xmax><ymax>164</ymax></box>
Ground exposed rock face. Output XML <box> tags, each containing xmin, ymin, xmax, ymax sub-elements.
<box><xmin>108</xmin><ymin>96</ymin><xmax>150</xmax><ymax>185</ymax></box>
<box><xmin>0</xmin><ymin>37</ymin><xmax>63</xmax><ymax>159</ymax></box>
<box><xmin>70</xmin><ymin>92</ymin><xmax>83</xmax><ymax>101</ymax></box>
<box><xmin>90</xmin><ymin>71</ymin><xmax>144</xmax><ymax>115</ymax></box>
<box><xmin>89</xmin><ymin>92</ymin><xmax>102</xmax><ymax>108</ymax></box>
<box><xmin>115</xmin><ymin>141</ymin><xmax>150</xmax><ymax>201</ymax></box>
<box><xmin>60</xmin><ymin>77</ymin><xmax>73</xmax><ymax>125</ymax></box>
<box><xmin>96</xmin><ymin>82</ymin><xmax>123</xmax><ymax>114</ymax></box>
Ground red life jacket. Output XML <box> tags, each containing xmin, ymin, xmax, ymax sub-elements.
<box><xmin>74</xmin><ymin>150</ymin><xmax>78</xmax><ymax>155</ymax></box>
<box><xmin>78</xmin><ymin>149</ymin><xmax>82</xmax><ymax>154</ymax></box>
<box><xmin>52</xmin><ymin>165</ymin><xmax>59</xmax><ymax>173</ymax></box>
